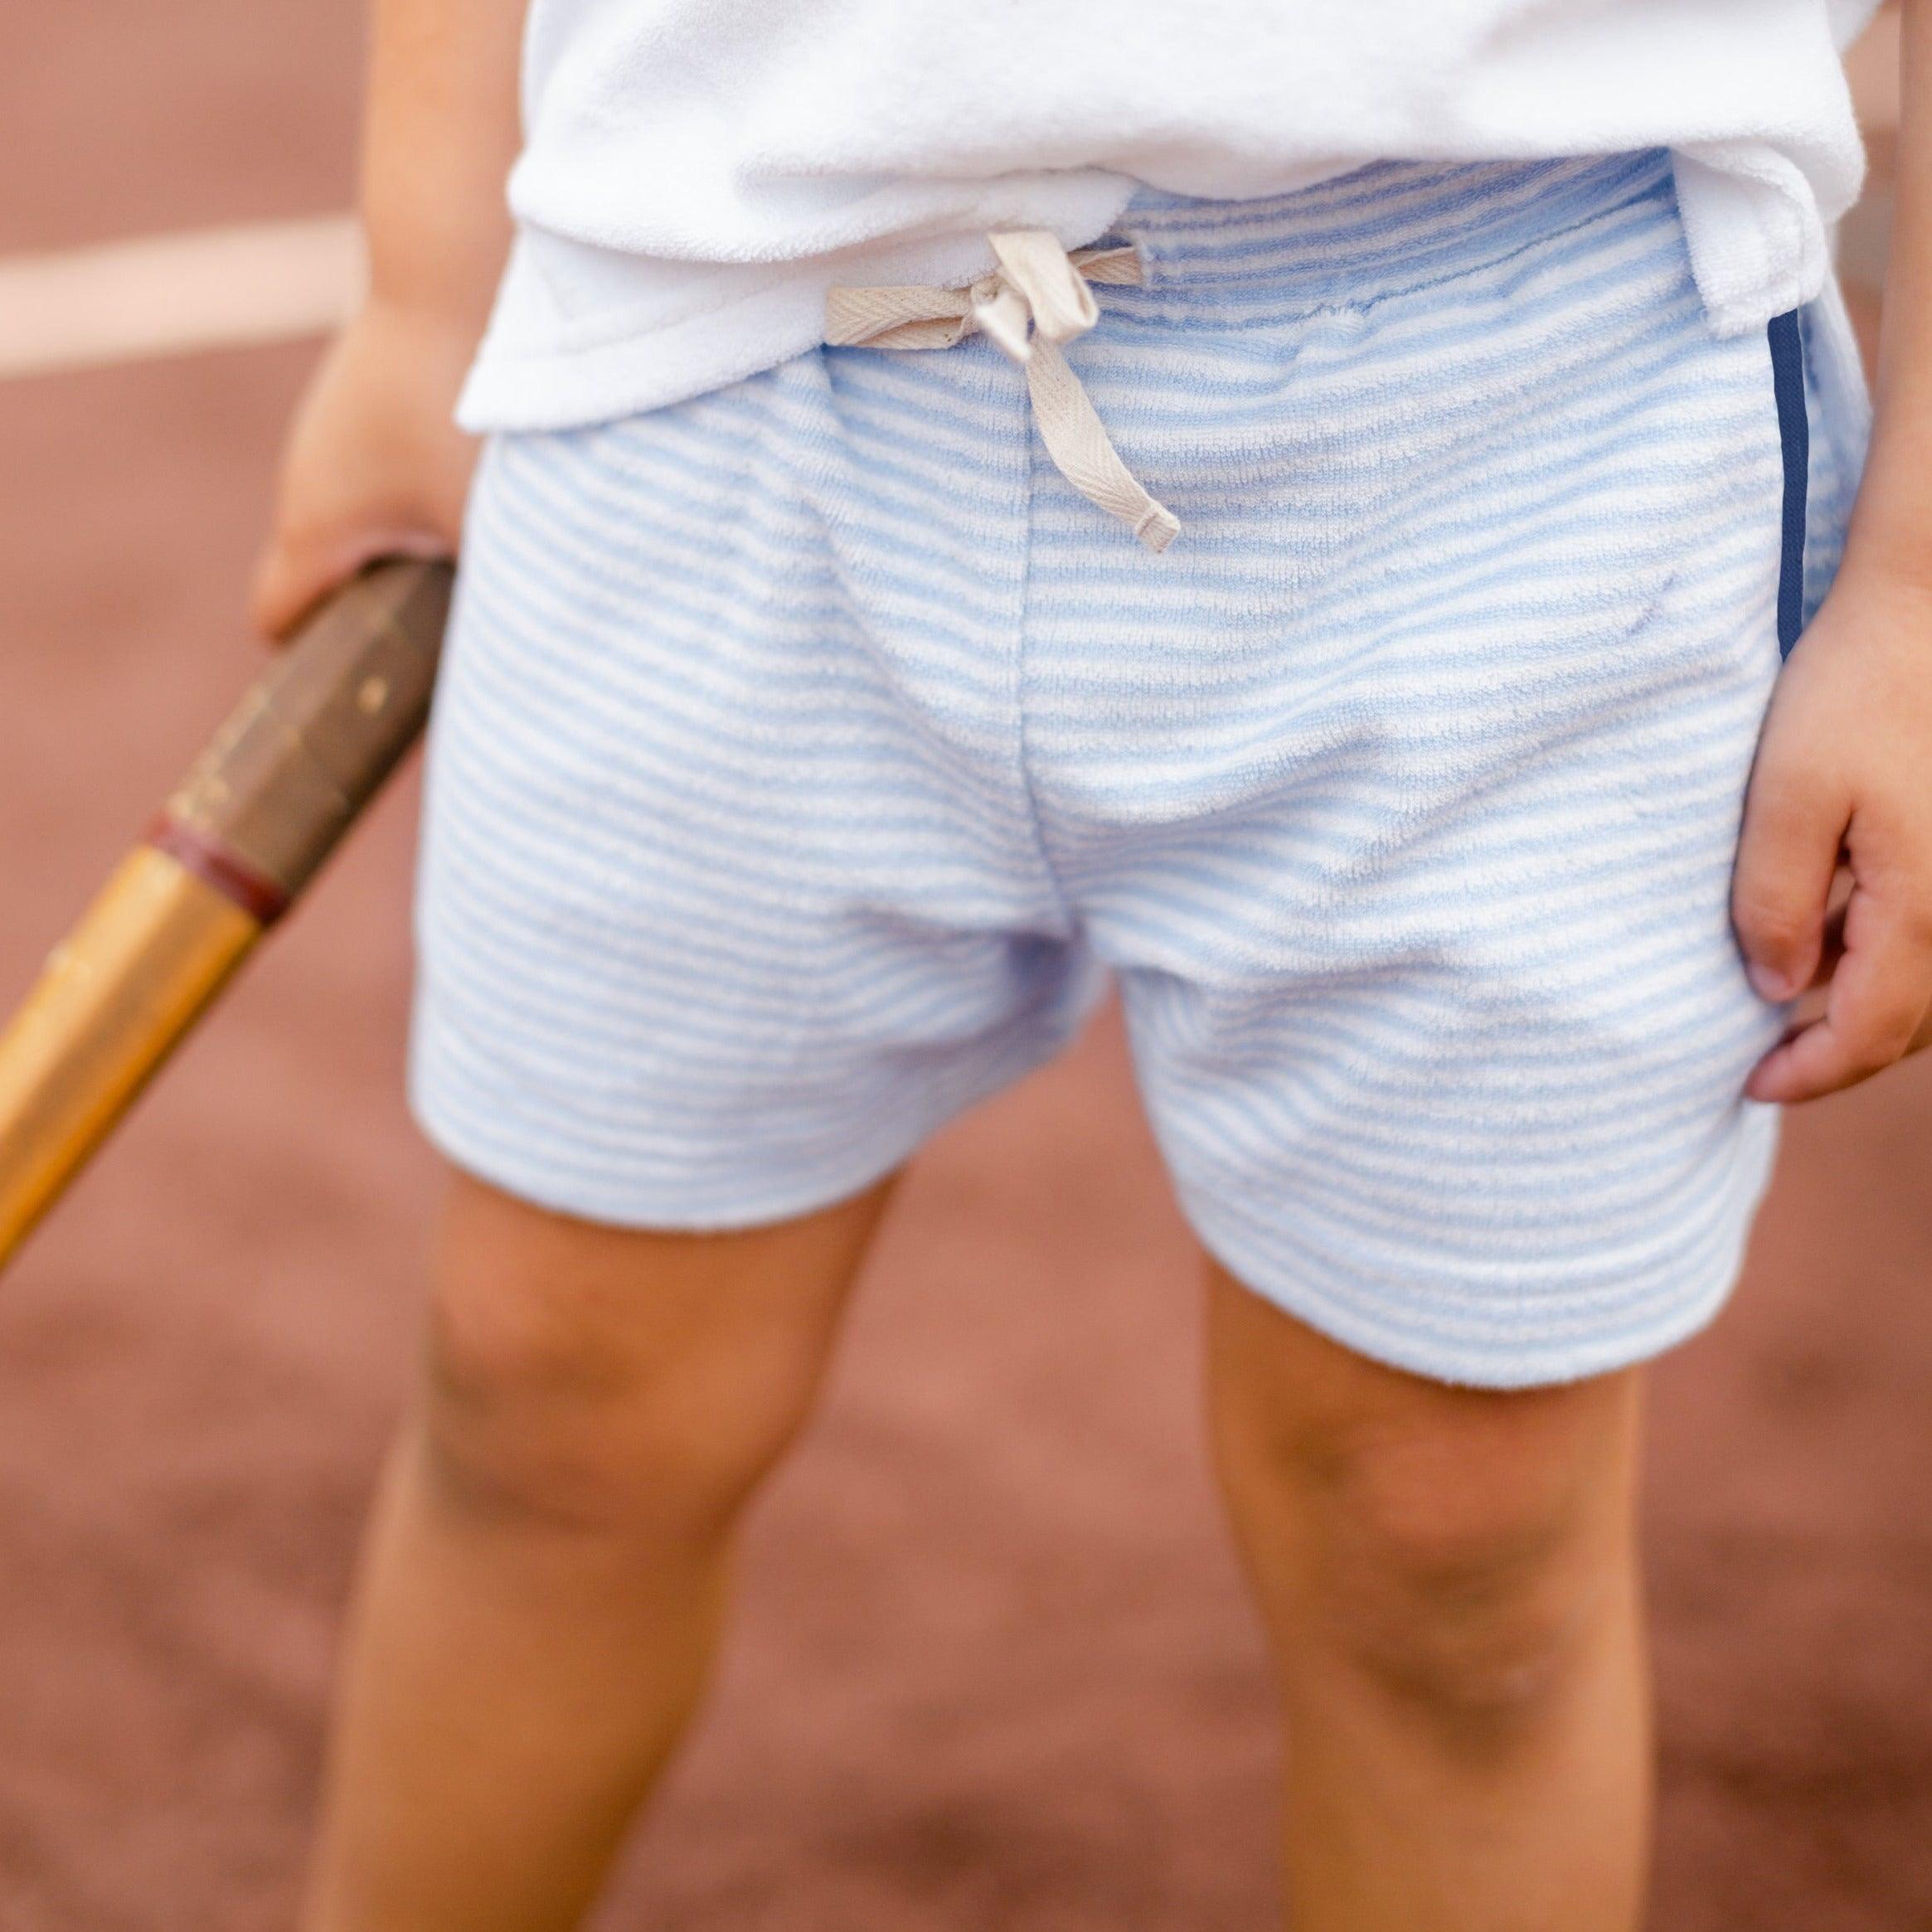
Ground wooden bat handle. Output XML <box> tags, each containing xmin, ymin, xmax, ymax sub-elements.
<box><xmin>155</xmin><ymin>559</ymin><xmax>454</xmax><ymax>917</ymax></box>
<box><xmin>0</xmin><ymin>558</ymin><xmax>454</xmax><ymax>1269</ymax></box>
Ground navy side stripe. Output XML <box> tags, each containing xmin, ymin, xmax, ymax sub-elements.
<box><xmin>1769</xmin><ymin>308</ymin><xmax>1810</xmax><ymax>658</ymax></box>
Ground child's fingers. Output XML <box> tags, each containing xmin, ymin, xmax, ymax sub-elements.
<box><xmin>250</xmin><ymin>522</ymin><xmax>449</xmax><ymax>643</ymax></box>
<box><xmin>1746</xmin><ymin>888</ymin><xmax>1932</xmax><ymax>1103</ymax></box>
<box><xmin>249</xmin><ymin>530</ymin><xmax>343</xmax><ymax>641</ymax></box>
<box><xmin>1730</xmin><ymin>742</ymin><xmax>1846</xmax><ymax>1002</ymax></box>
<box><xmin>247</xmin><ymin>307</ymin><xmax>476</xmax><ymax>643</ymax></box>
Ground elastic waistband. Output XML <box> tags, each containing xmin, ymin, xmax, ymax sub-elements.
<box><xmin>1109</xmin><ymin>150</ymin><xmax>1677</xmax><ymax>323</ymax></box>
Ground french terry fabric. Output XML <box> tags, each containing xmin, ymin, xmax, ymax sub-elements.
<box><xmin>458</xmin><ymin>0</ymin><xmax>1883</xmax><ymax>431</ymax></box>
<box><xmin>413</xmin><ymin>154</ymin><xmax>1868</xmax><ymax>1387</ymax></box>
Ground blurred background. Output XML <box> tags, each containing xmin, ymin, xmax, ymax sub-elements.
<box><xmin>0</xmin><ymin>7</ymin><xmax>1926</xmax><ymax>1929</ymax></box>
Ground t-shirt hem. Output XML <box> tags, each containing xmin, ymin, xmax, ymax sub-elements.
<box><xmin>459</xmin><ymin>181</ymin><xmax>1137</xmax><ymax>433</ymax></box>
<box><xmin>458</xmin><ymin>153</ymin><xmax>1835</xmax><ymax>433</ymax></box>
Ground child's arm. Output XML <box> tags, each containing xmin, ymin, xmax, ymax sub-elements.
<box><xmin>251</xmin><ymin>0</ymin><xmax>525</xmax><ymax>637</ymax></box>
<box><xmin>1733</xmin><ymin>0</ymin><xmax>1932</xmax><ymax>1102</ymax></box>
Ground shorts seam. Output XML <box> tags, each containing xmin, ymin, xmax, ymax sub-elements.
<box><xmin>1191</xmin><ymin>1208</ymin><xmax>1751</xmax><ymax>1390</ymax></box>
<box><xmin>1011</xmin><ymin>390</ymin><xmax>1080</xmax><ymax>931</ymax></box>
<box><xmin>409</xmin><ymin>996</ymin><xmax>1081</xmax><ymax>1236</ymax></box>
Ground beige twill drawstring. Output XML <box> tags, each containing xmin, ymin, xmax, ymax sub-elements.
<box><xmin>825</xmin><ymin>231</ymin><xmax>1181</xmax><ymax>553</ymax></box>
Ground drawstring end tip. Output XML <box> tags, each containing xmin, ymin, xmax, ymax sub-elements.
<box><xmin>1135</xmin><ymin>506</ymin><xmax>1182</xmax><ymax>554</ymax></box>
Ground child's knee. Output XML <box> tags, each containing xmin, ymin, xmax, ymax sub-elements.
<box><xmin>1301</xmin><ymin>1425</ymin><xmax>1632</xmax><ymax>1741</ymax></box>
<box><xmin>1211</xmin><ymin>1283</ymin><xmax>1641</xmax><ymax>1745</ymax></box>
<box><xmin>417</xmin><ymin>1173</ymin><xmax>855</xmax><ymax>1541</ymax></box>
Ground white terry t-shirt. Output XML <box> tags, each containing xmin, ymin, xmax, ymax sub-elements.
<box><xmin>458</xmin><ymin>0</ymin><xmax>1884</xmax><ymax>432</ymax></box>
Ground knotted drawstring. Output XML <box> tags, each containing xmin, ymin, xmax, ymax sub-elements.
<box><xmin>825</xmin><ymin>231</ymin><xmax>1180</xmax><ymax>553</ymax></box>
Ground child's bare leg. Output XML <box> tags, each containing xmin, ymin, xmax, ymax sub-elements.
<box><xmin>1206</xmin><ymin>1269</ymin><xmax>1649</xmax><ymax>1932</ymax></box>
<box><xmin>301</xmin><ymin>1167</ymin><xmax>894</xmax><ymax>1932</ymax></box>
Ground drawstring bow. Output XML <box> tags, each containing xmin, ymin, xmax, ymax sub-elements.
<box><xmin>825</xmin><ymin>230</ymin><xmax>1180</xmax><ymax>552</ymax></box>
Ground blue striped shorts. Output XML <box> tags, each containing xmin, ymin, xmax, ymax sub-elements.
<box><xmin>414</xmin><ymin>150</ymin><xmax>1866</xmax><ymax>1387</ymax></box>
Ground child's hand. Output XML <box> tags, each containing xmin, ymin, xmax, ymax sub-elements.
<box><xmin>251</xmin><ymin>299</ymin><xmax>481</xmax><ymax>639</ymax></box>
<box><xmin>1733</xmin><ymin>563</ymin><xmax>1932</xmax><ymax>1103</ymax></box>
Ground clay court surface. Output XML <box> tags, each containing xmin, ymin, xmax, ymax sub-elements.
<box><xmin>2</xmin><ymin>10</ymin><xmax>1930</xmax><ymax>1928</ymax></box>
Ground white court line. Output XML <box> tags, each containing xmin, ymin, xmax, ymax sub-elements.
<box><xmin>0</xmin><ymin>216</ymin><xmax>364</xmax><ymax>381</ymax></box>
